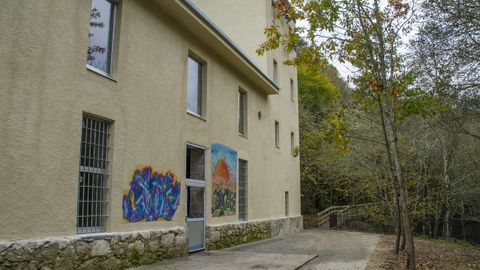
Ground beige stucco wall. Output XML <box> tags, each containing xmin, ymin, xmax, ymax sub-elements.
<box><xmin>0</xmin><ymin>0</ymin><xmax>300</xmax><ymax>242</ymax></box>
<box><xmin>193</xmin><ymin>0</ymin><xmax>302</xmax><ymax>220</ymax></box>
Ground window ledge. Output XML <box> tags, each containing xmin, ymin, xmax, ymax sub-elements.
<box><xmin>238</xmin><ymin>133</ymin><xmax>248</xmax><ymax>139</ymax></box>
<box><xmin>86</xmin><ymin>65</ymin><xmax>117</xmax><ymax>82</ymax></box>
<box><xmin>187</xmin><ymin>111</ymin><xmax>207</xmax><ymax>121</ymax></box>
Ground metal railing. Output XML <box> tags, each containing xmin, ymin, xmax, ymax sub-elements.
<box><xmin>313</xmin><ymin>203</ymin><xmax>377</xmax><ymax>229</ymax></box>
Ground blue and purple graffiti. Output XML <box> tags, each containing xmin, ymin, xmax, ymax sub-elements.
<box><xmin>122</xmin><ymin>167</ymin><xmax>180</xmax><ymax>222</ymax></box>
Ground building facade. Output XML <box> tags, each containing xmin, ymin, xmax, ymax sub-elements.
<box><xmin>0</xmin><ymin>0</ymin><xmax>301</xmax><ymax>269</ymax></box>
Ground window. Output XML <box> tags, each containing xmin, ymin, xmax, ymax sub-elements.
<box><xmin>285</xmin><ymin>191</ymin><xmax>289</xmax><ymax>217</ymax></box>
<box><xmin>290</xmin><ymin>78</ymin><xmax>295</xmax><ymax>101</ymax></box>
<box><xmin>291</xmin><ymin>132</ymin><xmax>295</xmax><ymax>154</ymax></box>
<box><xmin>238</xmin><ymin>89</ymin><xmax>247</xmax><ymax>136</ymax></box>
<box><xmin>273</xmin><ymin>59</ymin><xmax>278</xmax><ymax>83</ymax></box>
<box><xmin>87</xmin><ymin>0</ymin><xmax>117</xmax><ymax>76</ymax></box>
<box><xmin>187</xmin><ymin>56</ymin><xmax>204</xmax><ymax>116</ymax></box>
<box><xmin>77</xmin><ymin>114</ymin><xmax>111</xmax><ymax>234</ymax></box>
<box><xmin>187</xmin><ymin>186</ymin><xmax>204</xmax><ymax>218</ymax></box>
<box><xmin>186</xmin><ymin>145</ymin><xmax>205</xmax><ymax>181</ymax></box>
<box><xmin>271</xmin><ymin>0</ymin><xmax>277</xmax><ymax>19</ymax></box>
<box><xmin>275</xmin><ymin>121</ymin><xmax>280</xmax><ymax>148</ymax></box>
<box><xmin>238</xmin><ymin>159</ymin><xmax>248</xmax><ymax>221</ymax></box>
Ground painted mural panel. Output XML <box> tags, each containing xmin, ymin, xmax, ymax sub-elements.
<box><xmin>123</xmin><ymin>166</ymin><xmax>180</xmax><ymax>222</ymax></box>
<box><xmin>211</xmin><ymin>144</ymin><xmax>237</xmax><ymax>217</ymax></box>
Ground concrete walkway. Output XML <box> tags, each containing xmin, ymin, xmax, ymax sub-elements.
<box><xmin>131</xmin><ymin>229</ymin><xmax>380</xmax><ymax>270</ymax></box>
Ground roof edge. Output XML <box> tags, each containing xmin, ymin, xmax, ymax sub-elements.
<box><xmin>179</xmin><ymin>0</ymin><xmax>280</xmax><ymax>94</ymax></box>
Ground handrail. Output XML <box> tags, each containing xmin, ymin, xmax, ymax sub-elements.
<box><xmin>314</xmin><ymin>202</ymin><xmax>378</xmax><ymax>228</ymax></box>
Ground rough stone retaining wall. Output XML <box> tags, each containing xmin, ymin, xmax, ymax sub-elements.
<box><xmin>206</xmin><ymin>216</ymin><xmax>303</xmax><ymax>250</ymax></box>
<box><xmin>0</xmin><ymin>227</ymin><xmax>188</xmax><ymax>270</ymax></box>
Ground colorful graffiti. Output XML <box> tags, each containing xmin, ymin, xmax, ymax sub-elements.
<box><xmin>122</xmin><ymin>166</ymin><xmax>180</xmax><ymax>222</ymax></box>
<box><xmin>211</xmin><ymin>144</ymin><xmax>237</xmax><ymax>217</ymax></box>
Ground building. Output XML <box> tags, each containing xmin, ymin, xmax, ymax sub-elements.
<box><xmin>0</xmin><ymin>0</ymin><xmax>301</xmax><ymax>269</ymax></box>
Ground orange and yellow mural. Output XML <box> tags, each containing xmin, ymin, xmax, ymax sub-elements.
<box><xmin>211</xmin><ymin>144</ymin><xmax>237</xmax><ymax>217</ymax></box>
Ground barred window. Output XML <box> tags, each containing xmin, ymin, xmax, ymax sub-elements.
<box><xmin>238</xmin><ymin>160</ymin><xmax>248</xmax><ymax>221</ymax></box>
<box><xmin>77</xmin><ymin>115</ymin><xmax>110</xmax><ymax>234</ymax></box>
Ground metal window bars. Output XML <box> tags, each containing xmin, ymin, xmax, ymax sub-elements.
<box><xmin>238</xmin><ymin>160</ymin><xmax>248</xmax><ymax>221</ymax></box>
<box><xmin>77</xmin><ymin>115</ymin><xmax>110</xmax><ymax>234</ymax></box>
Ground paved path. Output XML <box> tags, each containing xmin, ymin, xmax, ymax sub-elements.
<box><xmin>131</xmin><ymin>229</ymin><xmax>380</xmax><ymax>270</ymax></box>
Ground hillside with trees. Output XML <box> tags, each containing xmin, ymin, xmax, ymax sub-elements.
<box><xmin>260</xmin><ymin>0</ymin><xmax>480</xmax><ymax>269</ymax></box>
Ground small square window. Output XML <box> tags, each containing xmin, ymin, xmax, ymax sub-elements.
<box><xmin>87</xmin><ymin>0</ymin><xmax>117</xmax><ymax>76</ymax></box>
<box><xmin>187</xmin><ymin>56</ymin><xmax>205</xmax><ymax>116</ymax></box>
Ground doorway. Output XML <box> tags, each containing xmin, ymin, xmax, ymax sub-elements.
<box><xmin>186</xmin><ymin>144</ymin><xmax>206</xmax><ymax>252</ymax></box>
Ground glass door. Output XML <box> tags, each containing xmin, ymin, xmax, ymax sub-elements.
<box><xmin>186</xmin><ymin>144</ymin><xmax>206</xmax><ymax>252</ymax></box>
<box><xmin>186</xmin><ymin>181</ymin><xmax>205</xmax><ymax>252</ymax></box>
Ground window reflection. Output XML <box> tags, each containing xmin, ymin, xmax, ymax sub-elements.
<box><xmin>87</xmin><ymin>0</ymin><xmax>114</xmax><ymax>74</ymax></box>
<box><xmin>187</xmin><ymin>186</ymin><xmax>204</xmax><ymax>218</ymax></box>
<box><xmin>187</xmin><ymin>57</ymin><xmax>203</xmax><ymax>115</ymax></box>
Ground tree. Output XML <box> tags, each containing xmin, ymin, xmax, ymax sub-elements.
<box><xmin>259</xmin><ymin>0</ymin><xmax>420</xmax><ymax>268</ymax></box>
<box><xmin>411</xmin><ymin>0</ymin><xmax>480</xmax><ymax>140</ymax></box>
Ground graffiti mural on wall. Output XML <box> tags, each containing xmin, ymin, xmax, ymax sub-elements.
<box><xmin>122</xmin><ymin>166</ymin><xmax>181</xmax><ymax>222</ymax></box>
<box><xmin>211</xmin><ymin>143</ymin><xmax>237</xmax><ymax>217</ymax></box>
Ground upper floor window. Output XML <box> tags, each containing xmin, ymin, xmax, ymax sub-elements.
<box><xmin>187</xmin><ymin>55</ymin><xmax>205</xmax><ymax>117</ymax></box>
<box><xmin>275</xmin><ymin>120</ymin><xmax>280</xmax><ymax>148</ymax></box>
<box><xmin>290</xmin><ymin>78</ymin><xmax>295</xmax><ymax>102</ymax></box>
<box><xmin>273</xmin><ymin>59</ymin><xmax>278</xmax><ymax>83</ymax></box>
<box><xmin>291</xmin><ymin>131</ymin><xmax>295</xmax><ymax>154</ymax></box>
<box><xmin>87</xmin><ymin>0</ymin><xmax>117</xmax><ymax>76</ymax></box>
<box><xmin>238</xmin><ymin>89</ymin><xmax>247</xmax><ymax>136</ymax></box>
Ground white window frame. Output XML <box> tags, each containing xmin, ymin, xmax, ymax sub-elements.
<box><xmin>186</xmin><ymin>54</ymin><xmax>206</xmax><ymax>118</ymax></box>
<box><xmin>86</xmin><ymin>0</ymin><xmax>118</xmax><ymax>78</ymax></box>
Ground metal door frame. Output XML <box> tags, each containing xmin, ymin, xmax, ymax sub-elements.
<box><xmin>185</xmin><ymin>143</ymin><xmax>207</xmax><ymax>252</ymax></box>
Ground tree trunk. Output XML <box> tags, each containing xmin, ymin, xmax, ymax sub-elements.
<box><xmin>378</xmin><ymin>90</ymin><xmax>416</xmax><ymax>269</ymax></box>
<box><xmin>391</xmin><ymin>128</ymin><xmax>416</xmax><ymax>270</ymax></box>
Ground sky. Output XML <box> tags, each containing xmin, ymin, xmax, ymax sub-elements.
<box><xmin>294</xmin><ymin>0</ymin><xmax>418</xmax><ymax>85</ymax></box>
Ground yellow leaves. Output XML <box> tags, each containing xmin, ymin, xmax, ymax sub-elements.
<box><xmin>256</xmin><ymin>25</ymin><xmax>281</xmax><ymax>56</ymax></box>
<box><xmin>327</xmin><ymin>108</ymin><xmax>351</xmax><ymax>154</ymax></box>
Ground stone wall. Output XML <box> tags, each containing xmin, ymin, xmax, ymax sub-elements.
<box><xmin>206</xmin><ymin>216</ymin><xmax>303</xmax><ymax>250</ymax></box>
<box><xmin>0</xmin><ymin>228</ymin><xmax>188</xmax><ymax>270</ymax></box>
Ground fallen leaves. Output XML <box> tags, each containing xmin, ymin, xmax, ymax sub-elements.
<box><xmin>367</xmin><ymin>235</ymin><xmax>480</xmax><ymax>270</ymax></box>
